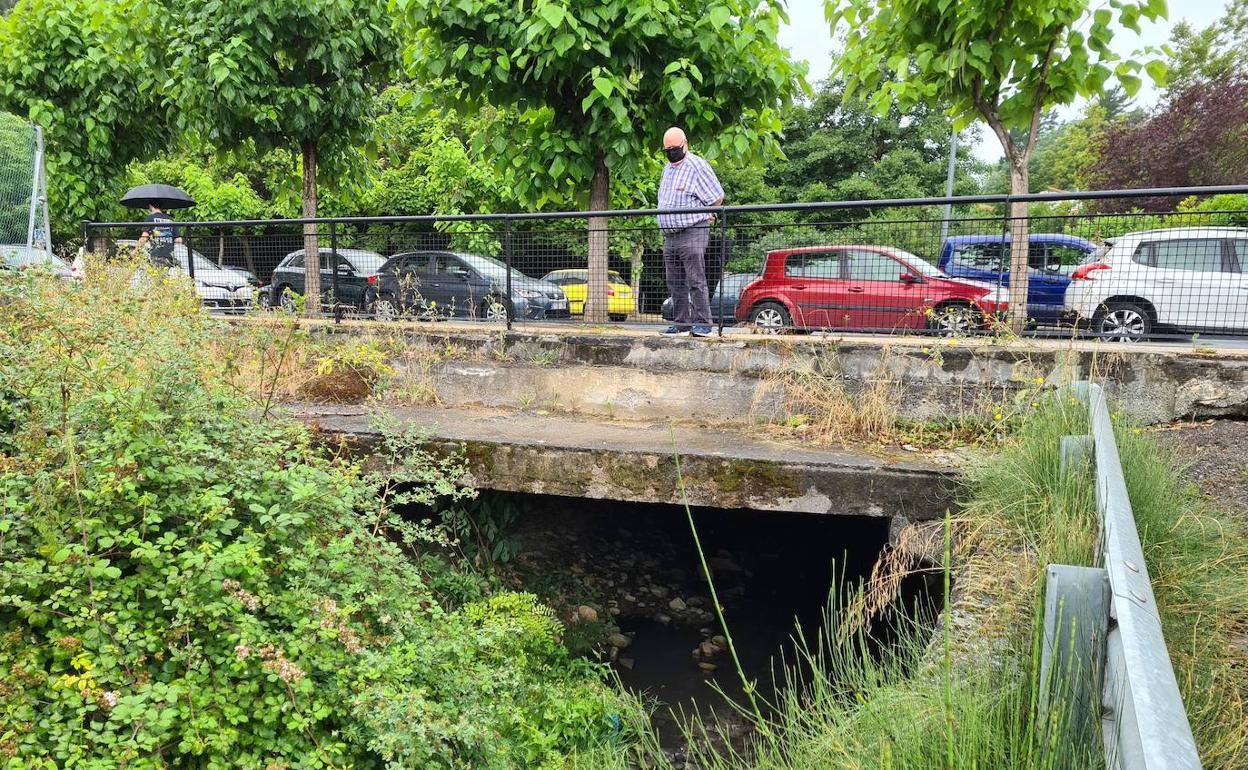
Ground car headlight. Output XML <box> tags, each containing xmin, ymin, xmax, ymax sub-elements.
<box><xmin>518</xmin><ymin>289</ymin><xmax>543</xmax><ymax>299</ymax></box>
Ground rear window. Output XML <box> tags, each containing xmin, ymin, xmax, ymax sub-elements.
<box><xmin>784</xmin><ymin>252</ymin><xmax>841</xmax><ymax>279</ymax></box>
<box><xmin>1133</xmin><ymin>239</ymin><xmax>1227</xmax><ymax>273</ymax></box>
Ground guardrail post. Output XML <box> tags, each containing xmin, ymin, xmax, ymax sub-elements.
<box><xmin>1040</xmin><ymin>564</ymin><xmax>1110</xmax><ymax>763</ymax></box>
<box><xmin>1060</xmin><ymin>434</ymin><xmax>1093</xmax><ymax>480</ymax></box>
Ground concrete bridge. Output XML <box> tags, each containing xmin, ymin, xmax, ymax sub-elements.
<box><xmin>271</xmin><ymin>320</ymin><xmax>1248</xmax><ymax>526</ymax></box>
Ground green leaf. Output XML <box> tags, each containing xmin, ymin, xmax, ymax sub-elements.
<box><xmin>708</xmin><ymin>6</ymin><xmax>730</xmax><ymax>28</ymax></box>
<box><xmin>1144</xmin><ymin>59</ymin><xmax>1168</xmax><ymax>87</ymax></box>
<box><xmin>552</xmin><ymin>33</ymin><xmax>577</xmax><ymax>55</ymax></box>
<box><xmin>1118</xmin><ymin>73</ymin><xmax>1142</xmax><ymax>97</ymax></box>
<box><xmin>538</xmin><ymin>3</ymin><xmax>565</xmax><ymax>29</ymax></box>
<box><xmin>592</xmin><ymin>76</ymin><xmax>613</xmax><ymax>99</ymax></box>
<box><xmin>670</xmin><ymin>75</ymin><xmax>691</xmax><ymax>104</ymax></box>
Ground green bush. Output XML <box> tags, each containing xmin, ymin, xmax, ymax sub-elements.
<box><xmin>0</xmin><ymin>263</ymin><xmax>626</xmax><ymax>768</ymax></box>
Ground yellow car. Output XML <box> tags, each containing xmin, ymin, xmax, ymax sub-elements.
<box><xmin>540</xmin><ymin>269</ymin><xmax>636</xmax><ymax>321</ymax></box>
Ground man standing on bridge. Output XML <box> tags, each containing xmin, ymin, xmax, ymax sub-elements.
<box><xmin>657</xmin><ymin>126</ymin><xmax>723</xmax><ymax>338</ymax></box>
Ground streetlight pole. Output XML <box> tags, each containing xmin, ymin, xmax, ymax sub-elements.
<box><xmin>940</xmin><ymin>129</ymin><xmax>958</xmax><ymax>243</ymax></box>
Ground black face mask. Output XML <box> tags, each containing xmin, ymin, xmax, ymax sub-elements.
<box><xmin>664</xmin><ymin>146</ymin><xmax>686</xmax><ymax>163</ymax></box>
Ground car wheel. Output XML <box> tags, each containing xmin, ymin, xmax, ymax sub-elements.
<box><xmin>930</xmin><ymin>303</ymin><xmax>981</xmax><ymax>336</ymax></box>
<box><xmin>608</xmin><ymin>313</ymin><xmax>627</xmax><ymax>322</ymax></box>
<box><xmin>479</xmin><ymin>295</ymin><xmax>509</xmax><ymax>323</ymax></box>
<box><xmin>257</xmin><ymin>289</ymin><xmax>272</xmax><ymax>311</ymax></box>
<box><xmin>1093</xmin><ymin>301</ymin><xmax>1151</xmax><ymax>342</ymax></box>
<box><xmin>373</xmin><ymin>296</ymin><xmax>399</xmax><ymax>322</ymax></box>
<box><xmin>278</xmin><ymin>286</ymin><xmax>297</xmax><ymax>313</ymax></box>
<box><xmin>748</xmin><ymin>301</ymin><xmax>790</xmax><ymax>333</ymax></box>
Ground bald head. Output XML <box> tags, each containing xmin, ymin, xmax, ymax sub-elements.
<box><xmin>662</xmin><ymin>127</ymin><xmax>688</xmax><ymax>163</ymax></box>
<box><xmin>663</xmin><ymin>127</ymin><xmax>687</xmax><ymax>148</ymax></box>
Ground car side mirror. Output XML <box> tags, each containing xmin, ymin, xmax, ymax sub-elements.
<box><xmin>899</xmin><ymin>272</ymin><xmax>919</xmax><ymax>283</ymax></box>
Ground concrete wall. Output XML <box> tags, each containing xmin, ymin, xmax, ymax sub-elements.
<box><xmin>338</xmin><ymin>326</ymin><xmax>1248</xmax><ymax>426</ymax></box>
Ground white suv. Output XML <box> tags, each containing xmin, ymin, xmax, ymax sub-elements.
<box><xmin>1064</xmin><ymin>227</ymin><xmax>1248</xmax><ymax>341</ymax></box>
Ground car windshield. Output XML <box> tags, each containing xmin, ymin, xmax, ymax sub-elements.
<box><xmin>173</xmin><ymin>246</ymin><xmax>224</xmax><ymax>273</ymax></box>
<box><xmin>340</xmin><ymin>253</ymin><xmax>386</xmax><ymax>272</ymax></box>
<box><xmin>554</xmin><ymin>271</ymin><xmax>626</xmax><ymax>283</ymax></box>
<box><xmin>457</xmin><ymin>253</ymin><xmax>533</xmax><ymax>282</ymax></box>
<box><xmin>890</xmin><ymin>249</ymin><xmax>945</xmax><ymax>278</ymax></box>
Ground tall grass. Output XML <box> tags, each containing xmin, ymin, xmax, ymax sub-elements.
<box><xmin>670</xmin><ymin>393</ymin><xmax>1247</xmax><ymax>769</ymax></box>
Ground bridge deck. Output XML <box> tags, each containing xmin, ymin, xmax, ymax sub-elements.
<box><xmin>292</xmin><ymin>404</ymin><xmax>960</xmax><ymax>519</ymax></box>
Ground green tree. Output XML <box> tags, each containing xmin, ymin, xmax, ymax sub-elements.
<box><xmin>165</xmin><ymin>0</ymin><xmax>400</xmax><ymax>314</ymax></box>
<box><xmin>827</xmin><ymin>0</ymin><xmax>1167</xmax><ymax>329</ymax></box>
<box><xmin>765</xmin><ymin>80</ymin><xmax>983</xmax><ymax>208</ymax></box>
<box><xmin>1166</xmin><ymin>0</ymin><xmax>1248</xmax><ymax>96</ymax></box>
<box><xmin>0</xmin><ymin>0</ymin><xmax>172</xmax><ymax>240</ymax></box>
<box><xmin>398</xmin><ymin>0</ymin><xmax>805</xmax><ymax>320</ymax></box>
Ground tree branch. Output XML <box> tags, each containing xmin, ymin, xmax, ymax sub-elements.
<box><xmin>972</xmin><ymin>74</ymin><xmax>1015</xmax><ymax>166</ymax></box>
<box><xmin>1022</xmin><ymin>33</ymin><xmax>1062</xmax><ymax>163</ymax></box>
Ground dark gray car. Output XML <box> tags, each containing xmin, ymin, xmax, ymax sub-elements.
<box><xmin>368</xmin><ymin>251</ymin><xmax>569</xmax><ymax>322</ymax></box>
<box><xmin>662</xmin><ymin>273</ymin><xmax>760</xmax><ymax>324</ymax></box>
<box><xmin>269</xmin><ymin>248</ymin><xmax>386</xmax><ymax>311</ymax></box>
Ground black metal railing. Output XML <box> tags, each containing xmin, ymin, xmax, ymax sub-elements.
<box><xmin>82</xmin><ymin>184</ymin><xmax>1248</xmax><ymax>341</ymax></box>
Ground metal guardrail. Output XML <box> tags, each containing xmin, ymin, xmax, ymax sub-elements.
<box><xmin>1044</xmin><ymin>382</ymin><xmax>1201</xmax><ymax>770</ymax></box>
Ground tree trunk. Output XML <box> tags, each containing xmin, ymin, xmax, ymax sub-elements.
<box><xmin>585</xmin><ymin>153</ymin><xmax>610</xmax><ymax>323</ymax></box>
<box><xmin>629</xmin><ymin>243</ymin><xmax>643</xmax><ymax>321</ymax></box>
<box><xmin>241</xmin><ymin>234</ymin><xmax>258</xmax><ymax>280</ymax></box>
<box><xmin>1006</xmin><ymin>156</ymin><xmax>1031</xmax><ymax>334</ymax></box>
<box><xmin>301</xmin><ymin>139</ymin><xmax>321</xmax><ymax>316</ymax></box>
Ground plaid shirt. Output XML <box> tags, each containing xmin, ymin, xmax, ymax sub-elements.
<box><xmin>657</xmin><ymin>153</ymin><xmax>724</xmax><ymax>233</ymax></box>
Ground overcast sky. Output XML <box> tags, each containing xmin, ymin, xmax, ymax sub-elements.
<box><xmin>777</xmin><ymin>0</ymin><xmax>1231</xmax><ymax>161</ymax></box>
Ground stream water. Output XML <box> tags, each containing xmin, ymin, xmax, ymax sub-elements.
<box><xmin>498</xmin><ymin>494</ymin><xmax>943</xmax><ymax>753</ymax></box>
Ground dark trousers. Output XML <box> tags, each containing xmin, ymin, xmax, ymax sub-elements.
<box><xmin>663</xmin><ymin>223</ymin><xmax>711</xmax><ymax>328</ymax></box>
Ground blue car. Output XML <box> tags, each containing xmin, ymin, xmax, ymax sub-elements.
<box><xmin>937</xmin><ymin>234</ymin><xmax>1097</xmax><ymax>325</ymax></box>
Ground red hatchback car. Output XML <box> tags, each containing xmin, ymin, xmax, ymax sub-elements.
<box><xmin>737</xmin><ymin>245</ymin><xmax>1009</xmax><ymax>334</ymax></box>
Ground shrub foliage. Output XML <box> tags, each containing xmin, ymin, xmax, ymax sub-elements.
<box><xmin>0</xmin><ymin>264</ymin><xmax>621</xmax><ymax>768</ymax></box>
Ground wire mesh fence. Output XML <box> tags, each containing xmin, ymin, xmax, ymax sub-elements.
<box><xmin>82</xmin><ymin>185</ymin><xmax>1248</xmax><ymax>341</ymax></box>
<box><xmin>0</xmin><ymin>113</ymin><xmax>37</xmax><ymax>255</ymax></box>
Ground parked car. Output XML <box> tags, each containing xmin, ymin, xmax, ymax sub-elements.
<box><xmin>115</xmin><ymin>240</ymin><xmax>254</xmax><ymax>312</ymax></box>
<box><xmin>367</xmin><ymin>251</ymin><xmax>569</xmax><ymax>322</ymax></box>
<box><xmin>661</xmin><ymin>273</ymin><xmax>761</xmax><ymax>324</ymax></box>
<box><xmin>737</xmin><ymin>245</ymin><xmax>1008</xmax><ymax>334</ymax></box>
<box><xmin>269</xmin><ymin>248</ymin><xmax>386</xmax><ymax>312</ymax></box>
<box><xmin>540</xmin><ymin>268</ymin><xmax>635</xmax><ymax>321</ymax></box>
<box><xmin>1</xmin><ymin>244</ymin><xmax>73</xmax><ymax>280</ymax></box>
<box><xmin>938</xmin><ymin>234</ymin><xmax>1097</xmax><ymax>325</ymax></box>
<box><xmin>1064</xmin><ymin>227</ymin><xmax>1248</xmax><ymax>341</ymax></box>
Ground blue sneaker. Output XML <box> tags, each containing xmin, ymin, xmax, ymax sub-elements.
<box><xmin>660</xmin><ymin>325</ymin><xmax>688</xmax><ymax>335</ymax></box>
<box><xmin>691</xmin><ymin>325</ymin><xmax>713</xmax><ymax>337</ymax></box>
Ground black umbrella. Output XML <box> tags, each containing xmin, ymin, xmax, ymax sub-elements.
<box><xmin>120</xmin><ymin>184</ymin><xmax>196</xmax><ymax>210</ymax></box>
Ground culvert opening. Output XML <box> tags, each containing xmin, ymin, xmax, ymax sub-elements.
<box><xmin>478</xmin><ymin>492</ymin><xmax>945</xmax><ymax>748</ymax></box>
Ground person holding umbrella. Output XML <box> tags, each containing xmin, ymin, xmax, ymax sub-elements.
<box><xmin>136</xmin><ymin>203</ymin><xmax>180</xmax><ymax>265</ymax></box>
<box><xmin>120</xmin><ymin>184</ymin><xmax>196</xmax><ymax>268</ymax></box>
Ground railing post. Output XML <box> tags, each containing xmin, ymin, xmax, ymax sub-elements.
<box><xmin>330</xmin><ymin>221</ymin><xmax>339</xmax><ymax>312</ymax></box>
<box><xmin>185</xmin><ymin>226</ymin><xmax>195</xmax><ymax>281</ymax></box>
<box><xmin>717</xmin><ymin>210</ymin><xmax>728</xmax><ymax>337</ymax></box>
<box><xmin>80</xmin><ymin>220</ymin><xmax>90</xmax><ymax>255</ymax></box>
<box><xmin>504</xmin><ymin>218</ymin><xmax>513</xmax><ymax>331</ymax></box>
